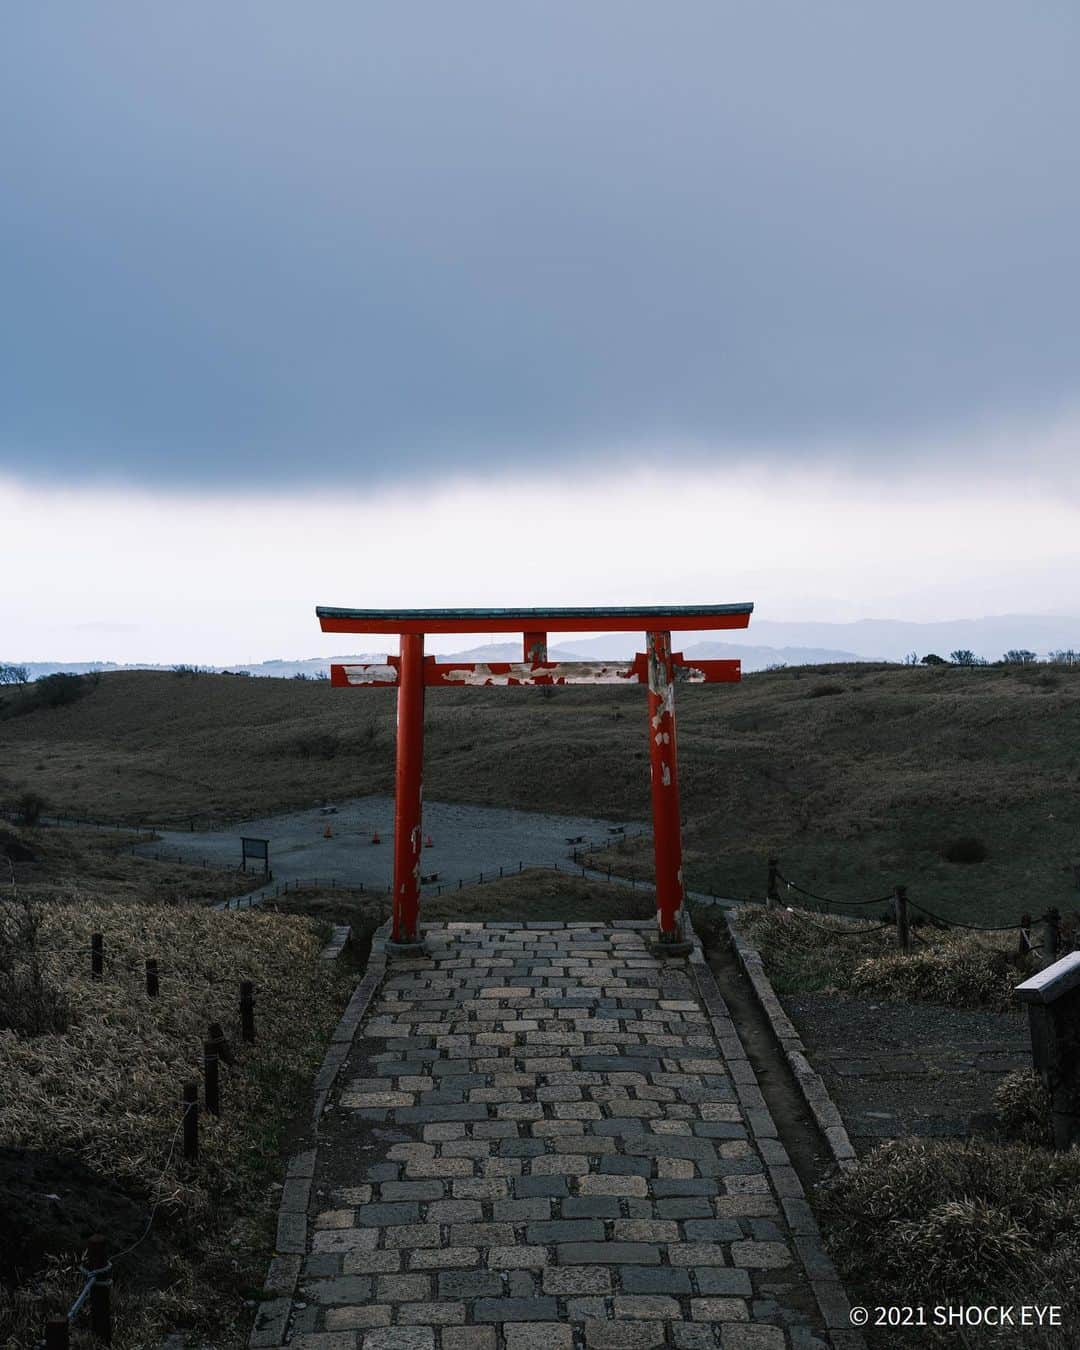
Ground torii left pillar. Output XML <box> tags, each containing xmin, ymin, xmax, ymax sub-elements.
<box><xmin>390</xmin><ymin>633</ymin><xmax>427</xmax><ymax>953</ymax></box>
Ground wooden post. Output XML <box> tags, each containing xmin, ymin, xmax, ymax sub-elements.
<box><xmin>895</xmin><ymin>885</ymin><xmax>911</xmax><ymax>954</ymax></box>
<box><xmin>208</xmin><ymin>1021</ymin><xmax>234</xmax><ymax>1066</ymax></box>
<box><xmin>86</xmin><ymin>1234</ymin><xmax>111</xmax><ymax>1344</ymax></box>
<box><xmin>45</xmin><ymin>1317</ymin><xmax>69</xmax><ymax>1349</ymax></box>
<box><xmin>182</xmin><ymin>1082</ymin><xmax>199</xmax><ymax>1160</ymax></box>
<box><xmin>1044</xmin><ymin>907</ymin><xmax>1062</xmax><ymax>967</ymax></box>
<box><xmin>766</xmin><ymin>858</ymin><xmax>780</xmax><ymax>909</ymax></box>
<box><xmin>204</xmin><ymin>1041</ymin><xmax>220</xmax><ymax>1117</ymax></box>
<box><xmin>1016</xmin><ymin>952</ymin><xmax>1080</xmax><ymax>1149</ymax></box>
<box><xmin>145</xmin><ymin>959</ymin><xmax>159</xmax><ymax>997</ymax></box>
<box><xmin>239</xmin><ymin>982</ymin><xmax>255</xmax><ymax>1043</ymax></box>
<box><xmin>91</xmin><ymin>933</ymin><xmax>103</xmax><ymax>981</ymax></box>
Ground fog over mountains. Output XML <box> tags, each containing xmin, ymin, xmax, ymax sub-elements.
<box><xmin>11</xmin><ymin>614</ymin><xmax>1080</xmax><ymax>680</ymax></box>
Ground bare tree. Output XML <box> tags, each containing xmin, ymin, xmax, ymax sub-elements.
<box><xmin>0</xmin><ymin>664</ymin><xmax>29</xmax><ymax>685</ymax></box>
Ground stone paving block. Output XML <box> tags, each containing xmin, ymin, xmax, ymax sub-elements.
<box><xmin>690</xmin><ymin>1299</ymin><xmax>749</xmax><ymax>1322</ymax></box>
<box><xmin>669</xmin><ymin>1244</ymin><xmax>728</xmax><ymax>1267</ymax></box>
<box><xmin>325</xmin><ymin>1306</ymin><xmax>394</xmax><ymax>1330</ymax></box>
<box><xmin>362</xmin><ymin>1329</ymin><xmax>436</xmax><ymax>1350</ymax></box>
<box><xmin>473</xmin><ymin>1299</ymin><xmax>560</xmax><ymax>1323</ymax></box>
<box><xmin>488</xmin><ymin>1245</ymin><xmax>548</xmax><ymax>1269</ymax></box>
<box><xmin>612</xmin><ymin>1219</ymin><xmax>679</xmax><ymax>1242</ymax></box>
<box><xmin>437</xmin><ymin>1271</ymin><xmax>504</xmax><ymax>1299</ymax></box>
<box><xmin>542</xmin><ymin>1267</ymin><xmax>613</xmax><ymax>1295</ymax></box>
<box><xmin>719</xmin><ymin>1329</ymin><xmax>786</xmax><ymax>1350</ymax></box>
<box><xmin>376</xmin><ymin>1274</ymin><xmax>432</xmax><ymax>1302</ymax></box>
<box><xmin>503</xmin><ymin>1324</ymin><xmax>574</xmax><ymax>1350</ymax></box>
<box><xmin>730</xmin><ymin>1241</ymin><xmax>792</xmax><ymax>1269</ymax></box>
<box><xmin>672</xmin><ymin>1327</ymin><xmax>717</xmax><ymax>1350</ymax></box>
<box><xmin>557</xmin><ymin>1242</ymin><xmax>660</xmax><ymax>1265</ymax></box>
<box><xmin>694</xmin><ymin>1269</ymin><xmax>753</xmax><ymax>1297</ymax></box>
<box><xmin>342</xmin><ymin>1250</ymin><xmax>403</xmax><ymax>1275</ymax></box>
<box><xmin>315</xmin><ymin>1208</ymin><xmax>356</xmax><ymax>1230</ymax></box>
<box><xmin>399</xmin><ymin>1302</ymin><xmax>466</xmax><ymax>1324</ymax></box>
<box><xmin>447</xmin><ymin>1222</ymin><xmax>517</xmax><ymax>1247</ymax></box>
<box><xmin>407</xmin><ymin>1246</ymin><xmax>480</xmax><ymax>1271</ymax></box>
<box><xmin>527</xmin><ymin>1220</ymin><xmax>604</xmax><ymax>1243</ymax></box>
<box><xmin>312</xmin><ymin>1228</ymin><xmax>381</xmax><ymax>1255</ymax></box>
<box><xmin>303</xmin><ymin>1276</ymin><xmax>375</xmax><ymax>1305</ymax></box>
<box><xmin>577</xmin><ymin>1173</ymin><xmax>647</xmax><ymax>1197</ymax></box>
<box><xmin>583</xmin><ymin>1321</ymin><xmax>667</xmax><ymax>1350</ymax></box>
<box><xmin>613</xmin><ymin>1295</ymin><xmax>681</xmax><ymax>1319</ymax></box>
<box><xmin>442</xmin><ymin>1330</ymin><xmax>497</xmax><ymax>1350</ymax></box>
<box><xmin>292</xmin><ymin>1334</ymin><xmax>360</xmax><ymax>1349</ymax></box>
<box><xmin>618</xmin><ymin>1266</ymin><xmax>692</xmax><ymax>1295</ymax></box>
<box><xmin>562</xmin><ymin>1196</ymin><xmax>620</xmax><ymax>1219</ymax></box>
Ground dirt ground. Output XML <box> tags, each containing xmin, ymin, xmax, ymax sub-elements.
<box><xmin>781</xmin><ymin>992</ymin><xmax>1030</xmax><ymax>1154</ymax></box>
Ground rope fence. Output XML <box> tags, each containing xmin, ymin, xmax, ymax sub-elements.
<box><xmin>767</xmin><ymin>858</ymin><xmax>1074</xmax><ymax>960</ymax></box>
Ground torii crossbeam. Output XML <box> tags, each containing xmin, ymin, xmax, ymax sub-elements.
<box><xmin>316</xmin><ymin>604</ymin><xmax>753</xmax><ymax>955</ymax></box>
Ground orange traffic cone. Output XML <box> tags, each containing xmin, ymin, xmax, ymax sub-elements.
<box><xmin>371</xmin><ymin>831</ymin><xmax>381</xmax><ymax>845</ymax></box>
<box><xmin>424</xmin><ymin>834</ymin><xmax>434</xmax><ymax>848</ymax></box>
<box><xmin>323</xmin><ymin>825</ymin><xmax>333</xmax><ymax>839</ymax></box>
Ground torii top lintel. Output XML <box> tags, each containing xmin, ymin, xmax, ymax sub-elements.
<box><xmin>316</xmin><ymin>604</ymin><xmax>753</xmax><ymax>636</ymax></box>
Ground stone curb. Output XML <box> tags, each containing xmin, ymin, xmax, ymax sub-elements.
<box><xmin>248</xmin><ymin>918</ymin><xmax>393</xmax><ymax>1349</ymax></box>
<box><xmin>683</xmin><ymin>912</ymin><xmax>866</xmax><ymax>1350</ymax></box>
<box><xmin>723</xmin><ymin>910</ymin><xmax>859</xmax><ymax>1177</ymax></box>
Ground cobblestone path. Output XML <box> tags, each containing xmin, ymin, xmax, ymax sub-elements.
<box><xmin>261</xmin><ymin>921</ymin><xmax>862</xmax><ymax>1350</ymax></box>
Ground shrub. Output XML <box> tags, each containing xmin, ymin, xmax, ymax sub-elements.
<box><xmin>818</xmin><ymin>1137</ymin><xmax>1080</xmax><ymax>1312</ymax></box>
<box><xmin>35</xmin><ymin>673</ymin><xmax>97</xmax><ymax>707</ymax></box>
<box><xmin>13</xmin><ymin>792</ymin><xmax>46</xmax><ymax>827</ymax></box>
<box><xmin>291</xmin><ymin>732</ymin><xmax>341</xmax><ymax>760</ymax></box>
<box><xmin>994</xmin><ymin>1069</ymin><xmax>1053</xmax><ymax>1146</ymax></box>
<box><xmin>0</xmin><ymin>672</ymin><xmax>100</xmax><ymax>717</ymax></box>
<box><xmin>942</xmin><ymin>835</ymin><xmax>988</xmax><ymax>863</ymax></box>
<box><xmin>807</xmin><ymin>682</ymin><xmax>843</xmax><ymax>698</ymax></box>
<box><xmin>850</xmin><ymin>941</ymin><xmax>1018</xmax><ymax>1010</ymax></box>
<box><xmin>921</xmin><ymin>653</ymin><xmax>947</xmax><ymax>665</ymax></box>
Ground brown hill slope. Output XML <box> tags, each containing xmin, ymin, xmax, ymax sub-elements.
<box><xmin>2</xmin><ymin>663</ymin><xmax>1079</xmax><ymax>923</ymax></box>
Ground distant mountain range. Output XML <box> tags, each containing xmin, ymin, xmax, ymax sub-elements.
<box><xmin>9</xmin><ymin>612</ymin><xmax>1078</xmax><ymax>680</ymax></box>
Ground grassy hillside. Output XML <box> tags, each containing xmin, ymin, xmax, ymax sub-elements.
<box><xmin>3</xmin><ymin>663</ymin><xmax>1080</xmax><ymax>924</ymax></box>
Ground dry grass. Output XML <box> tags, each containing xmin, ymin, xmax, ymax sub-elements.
<box><xmin>735</xmin><ymin>904</ymin><xmax>1033</xmax><ymax>1010</ymax></box>
<box><xmin>266</xmin><ymin>867</ymin><xmax>658</xmax><ymax>930</ymax></box>
<box><xmin>1</xmin><ymin>823</ymin><xmax>262</xmax><ymax>911</ymax></box>
<box><xmin>4</xmin><ymin>662</ymin><xmax>1080</xmax><ymax>926</ymax></box>
<box><xmin>818</xmin><ymin>1137</ymin><xmax>1080</xmax><ymax>1347</ymax></box>
<box><xmin>0</xmin><ymin>848</ymin><xmax>352</xmax><ymax>1347</ymax></box>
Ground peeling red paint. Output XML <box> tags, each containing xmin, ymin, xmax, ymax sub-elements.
<box><xmin>647</xmin><ymin>630</ymin><xmax>684</xmax><ymax>940</ymax></box>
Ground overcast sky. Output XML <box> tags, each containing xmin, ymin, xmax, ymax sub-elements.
<box><xmin>3</xmin><ymin>4</ymin><xmax>1079</xmax><ymax>660</ymax></box>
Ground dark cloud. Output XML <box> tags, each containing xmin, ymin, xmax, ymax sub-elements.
<box><xmin>2</xmin><ymin>2</ymin><xmax>1078</xmax><ymax>487</ymax></box>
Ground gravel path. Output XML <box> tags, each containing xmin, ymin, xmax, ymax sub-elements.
<box><xmin>129</xmin><ymin>798</ymin><xmax>642</xmax><ymax>905</ymax></box>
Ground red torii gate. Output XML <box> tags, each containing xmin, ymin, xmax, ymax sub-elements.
<box><xmin>316</xmin><ymin>604</ymin><xmax>753</xmax><ymax>955</ymax></box>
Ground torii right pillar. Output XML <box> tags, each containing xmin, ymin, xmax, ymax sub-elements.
<box><xmin>646</xmin><ymin>630</ymin><xmax>692</xmax><ymax>956</ymax></box>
